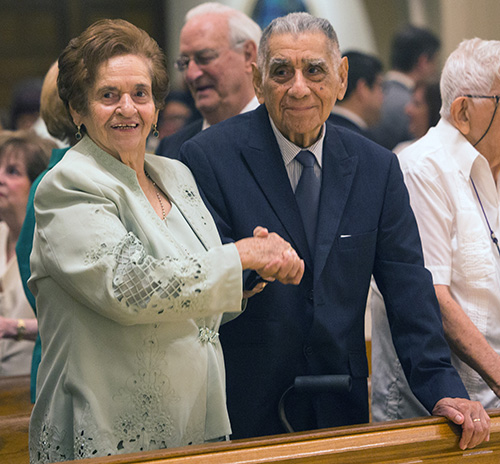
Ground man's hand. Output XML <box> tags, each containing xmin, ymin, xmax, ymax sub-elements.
<box><xmin>235</xmin><ymin>227</ymin><xmax>304</xmax><ymax>286</ymax></box>
<box><xmin>432</xmin><ymin>397</ymin><xmax>490</xmax><ymax>449</ymax></box>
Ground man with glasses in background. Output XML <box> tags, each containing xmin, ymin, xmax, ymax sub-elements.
<box><xmin>372</xmin><ymin>38</ymin><xmax>500</xmax><ymax>422</ymax></box>
<box><xmin>156</xmin><ymin>2</ymin><xmax>261</xmax><ymax>158</ymax></box>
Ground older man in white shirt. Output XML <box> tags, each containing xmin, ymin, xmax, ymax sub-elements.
<box><xmin>371</xmin><ymin>38</ymin><xmax>500</xmax><ymax>421</ymax></box>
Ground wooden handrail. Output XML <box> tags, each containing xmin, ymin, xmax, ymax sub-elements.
<box><xmin>3</xmin><ymin>410</ymin><xmax>500</xmax><ymax>464</ymax></box>
<box><xmin>1</xmin><ymin>373</ymin><xmax>498</xmax><ymax>463</ymax></box>
<box><xmin>48</xmin><ymin>409</ymin><xmax>500</xmax><ymax>464</ymax></box>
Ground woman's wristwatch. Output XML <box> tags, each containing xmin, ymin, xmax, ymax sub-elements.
<box><xmin>16</xmin><ymin>319</ymin><xmax>26</xmax><ymax>341</ymax></box>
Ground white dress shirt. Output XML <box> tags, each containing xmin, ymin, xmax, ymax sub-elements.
<box><xmin>269</xmin><ymin>116</ymin><xmax>325</xmax><ymax>191</ymax></box>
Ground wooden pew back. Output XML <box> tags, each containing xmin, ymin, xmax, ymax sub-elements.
<box><xmin>57</xmin><ymin>409</ymin><xmax>500</xmax><ymax>464</ymax></box>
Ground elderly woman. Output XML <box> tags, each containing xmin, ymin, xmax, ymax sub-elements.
<box><xmin>0</xmin><ymin>130</ymin><xmax>54</xmax><ymax>375</ymax></box>
<box><xmin>28</xmin><ymin>19</ymin><xmax>303</xmax><ymax>462</ymax></box>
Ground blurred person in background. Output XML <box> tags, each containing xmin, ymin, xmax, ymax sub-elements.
<box><xmin>393</xmin><ymin>79</ymin><xmax>441</xmax><ymax>153</ymax></box>
<box><xmin>147</xmin><ymin>89</ymin><xmax>199</xmax><ymax>151</ymax></box>
<box><xmin>329</xmin><ymin>50</ymin><xmax>384</xmax><ymax>139</ymax></box>
<box><xmin>370</xmin><ymin>25</ymin><xmax>440</xmax><ymax>150</ymax></box>
<box><xmin>156</xmin><ymin>2</ymin><xmax>261</xmax><ymax>158</ymax></box>
<box><xmin>0</xmin><ymin>130</ymin><xmax>54</xmax><ymax>376</ymax></box>
<box><xmin>16</xmin><ymin>60</ymin><xmax>77</xmax><ymax>402</ymax></box>
<box><xmin>9</xmin><ymin>78</ymin><xmax>43</xmax><ymax>130</ymax></box>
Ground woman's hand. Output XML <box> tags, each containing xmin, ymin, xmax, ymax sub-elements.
<box><xmin>235</xmin><ymin>227</ymin><xmax>304</xmax><ymax>286</ymax></box>
<box><xmin>0</xmin><ymin>316</ymin><xmax>38</xmax><ymax>341</ymax></box>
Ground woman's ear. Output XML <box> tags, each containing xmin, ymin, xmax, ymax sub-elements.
<box><xmin>69</xmin><ymin>105</ymin><xmax>81</xmax><ymax>127</ymax></box>
<box><xmin>449</xmin><ymin>96</ymin><xmax>471</xmax><ymax>135</ymax></box>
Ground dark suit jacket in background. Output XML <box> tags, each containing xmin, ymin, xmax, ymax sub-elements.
<box><xmin>156</xmin><ymin>118</ymin><xmax>203</xmax><ymax>159</ymax></box>
<box><xmin>369</xmin><ymin>79</ymin><xmax>412</xmax><ymax>150</ymax></box>
<box><xmin>180</xmin><ymin>104</ymin><xmax>468</xmax><ymax>440</ymax></box>
<box><xmin>328</xmin><ymin>112</ymin><xmax>369</xmax><ymax>138</ymax></box>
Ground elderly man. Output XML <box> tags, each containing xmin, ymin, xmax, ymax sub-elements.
<box><xmin>372</xmin><ymin>39</ymin><xmax>500</xmax><ymax>422</ymax></box>
<box><xmin>156</xmin><ymin>2</ymin><xmax>261</xmax><ymax>158</ymax></box>
<box><xmin>180</xmin><ymin>13</ymin><xmax>490</xmax><ymax>448</ymax></box>
<box><xmin>329</xmin><ymin>51</ymin><xmax>384</xmax><ymax>139</ymax></box>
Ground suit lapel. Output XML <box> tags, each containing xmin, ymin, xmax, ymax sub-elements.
<box><xmin>242</xmin><ymin>106</ymin><xmax>313</xmax><ymax>266</ymax></box>
<box><xmin>314</xmin><ymin>125</ymin><xmax>358</xmax><ymax>279</ymax></box>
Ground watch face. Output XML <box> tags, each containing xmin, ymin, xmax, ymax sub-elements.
<box><xmin>16</xmin><ymin>319</ymin><xmax>26</xmax><ymax>341</ymax></box>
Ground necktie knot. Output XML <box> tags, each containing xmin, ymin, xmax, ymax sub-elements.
<box><xmin>295</xmin><ymin>150</ymin><xmax>316</xmax><ymax>168</ymax></box>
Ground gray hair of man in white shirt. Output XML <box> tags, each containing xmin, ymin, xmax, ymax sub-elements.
<box><xmin>185</xmin><ymin>2</ymin><xmax>262</xmax><ymax>51</ymax></box>
<box><xmin>256</xmin><ymin>12</ymin><xmax>341</xmax><ymax>83</ymax></box>
<box><xmin>440</xmin><ymin>38</ymin><xmax>500</xmax><ymax>120</ymax></box>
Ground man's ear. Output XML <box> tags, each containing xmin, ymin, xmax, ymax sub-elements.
<box><xmin>336</xmin><ymin>56</ymin><xmax>349</xmax><ymax>101</ymax></box>
<box><xmin>252</xmin><ymin>63</ymin><xmax>265</xmax><ymax>104</ymax></box>
<box><xmin>450</xmin><ymin>96</ymin><xmax>471</xmax><ymax>135</ymax></box>
<box><xmin>242</xmin><ymin>40</ymin><xmax>258</xmax><ymax>72</ymax></box>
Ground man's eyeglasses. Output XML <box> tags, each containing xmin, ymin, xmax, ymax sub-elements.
<box><xmin>462</xmin><ymin>95</ymin><xmax>500</xmax><ymax>147</ymax></box>
<box><xmin>463</xmin><ymin>94</ymin><xmax>500</xmax><ymax>103</ymax></box>
<box><xmin>175</xmin><ymin>49</ymin><xmax>221</xmax><ymax>72</ymax></box>
<box><xmin>175</xmin><ymin>41</ymin><xmax>245</xmax><ymax>72</ymax></box>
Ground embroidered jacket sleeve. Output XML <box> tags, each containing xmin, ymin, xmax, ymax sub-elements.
<box><xmin>29</xmin><ymin>162</ymin><xmax>243</xmax><ymax>326</ymax></box>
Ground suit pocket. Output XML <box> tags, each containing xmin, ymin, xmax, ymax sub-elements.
<box><xmin>337</xmin><ymin>229</ymin><xmax>377</xmax><ymax>251</ymax></box>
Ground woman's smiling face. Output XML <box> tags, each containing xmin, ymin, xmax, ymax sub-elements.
<box><xmin>71</xmin><ymin>54</ymin><xmax>159</xmax><ymax>160</ymax></box>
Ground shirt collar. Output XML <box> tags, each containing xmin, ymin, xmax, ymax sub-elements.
<box><xmin>437</xmin><ymin>118</ymin><xmax>487</xmax><ymax>178</ymax></box>
<box><xmin>269</xmin><ymin>115</ymin><xmax>325</xmax><ymax>168</ymax></box>
<box><xmin>202</xmin><ymin>95</ymin><xmax>260</xmax><ymax>130</ymax></box>
<box><xmin>331</xmin><ymin>106</ymin><xmax>368</xmax><ymax>129</ymax></box>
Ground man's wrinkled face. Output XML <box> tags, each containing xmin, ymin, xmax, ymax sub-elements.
<box><xmin>253</xmin><ymin>31</ymin><xmax>347</xmax><ymax>147</ymax></box>
<box><xmin>178</xmin><ymin>14</ymin><xmax>251</xmax><ymax>121</ymax></box>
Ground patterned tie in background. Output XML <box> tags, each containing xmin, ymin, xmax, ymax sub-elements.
<box><xmin>294</xmin><ymin>150</ymin><xmax>321</xmax><ymax>256</ymax></box>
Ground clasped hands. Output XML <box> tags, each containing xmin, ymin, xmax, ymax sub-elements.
<box><xmin>235</xmin><ymin>226</ymin><xmax>304</xmax><ymax>296</ymax></box>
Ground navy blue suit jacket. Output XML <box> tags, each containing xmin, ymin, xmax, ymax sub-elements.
<box><xmin>156</xmin><ymin>118</ymin><xmax>203</xmax><ymax>160</ymax></box>
<box><xmin>180</xmin><ymin>104</ymin><xmax>468</xmax><ymax>439</ymax></box>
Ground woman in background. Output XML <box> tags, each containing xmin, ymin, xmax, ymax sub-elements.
<box><xmin>16</xmin><ymin>60</ymin><xmax>77</xmax><ymax>402</ymax></box>
<box><xmin>393</xmin><ymin>79</ymin><xmax>441</xmax><ymax>154</ymax></box>
<box><xmin>0</xmin><ymin>130</ymin><xmax>54</xmax><ymax>376</ymax></box>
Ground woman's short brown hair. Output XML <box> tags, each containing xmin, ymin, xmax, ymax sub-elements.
<box><xmin>58</xmin><ymin>19</ymin><xmax>169</xmax><ymax>117</ymax></box>
<box><xmin>0</xmin><ymin>130</ymin><xmax>56</xmax><ymax>183</ymax></box>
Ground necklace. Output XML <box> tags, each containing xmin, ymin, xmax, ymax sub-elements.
<box><xmin>145</xmin><ymin>170</ymin><xmax>167</xmax><ymax>220</ymax></box>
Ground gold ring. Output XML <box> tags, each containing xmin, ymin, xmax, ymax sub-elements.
<box><xmin>473</xmin><ymin>418</ymin><xmax>481</xmax><ymax>422</ymax></box>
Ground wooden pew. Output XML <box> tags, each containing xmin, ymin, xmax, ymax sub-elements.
<box><xmin>0</xmin><ymin>375</ymin><xmax>32</xmax><ymax>464</ymax></box>
<box><xmin>0</xmin><ymin>374</ymin><xmax>32</xmax><ymax>416</ymax></box>
<box><xmin>51</xmin><ymin>409</ymin><xmax>500</xmax><ymax>464</ymax></box>
<box><xmin>0</xmin><ymin>413</ymin><xmax>30</xmax><ymax>464</ymax></box>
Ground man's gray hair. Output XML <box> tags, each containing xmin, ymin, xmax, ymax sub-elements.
<box><xmin>440</xmin><ymin>38</ymin><xmax>500</xmax><ymax>120</ymax></box>
<box><xmin>185</xmin><ymin>2</ymin><xmax>261</xmax><ymax>50</ymax></box>
<box><xmin>257</xmin><ymin>12</ymin><xmax>341</xmax><ymax>78</ymax></box>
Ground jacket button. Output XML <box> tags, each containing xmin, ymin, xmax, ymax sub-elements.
<box><xmin>304</xmin><ymin>346</ymin><xmax>313</xmax><ymax>356</ymax></box>
<box><xmin>307</xmin><ymin>289</ymin><xmax>314</xmax><ymax>301</ymax></box>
